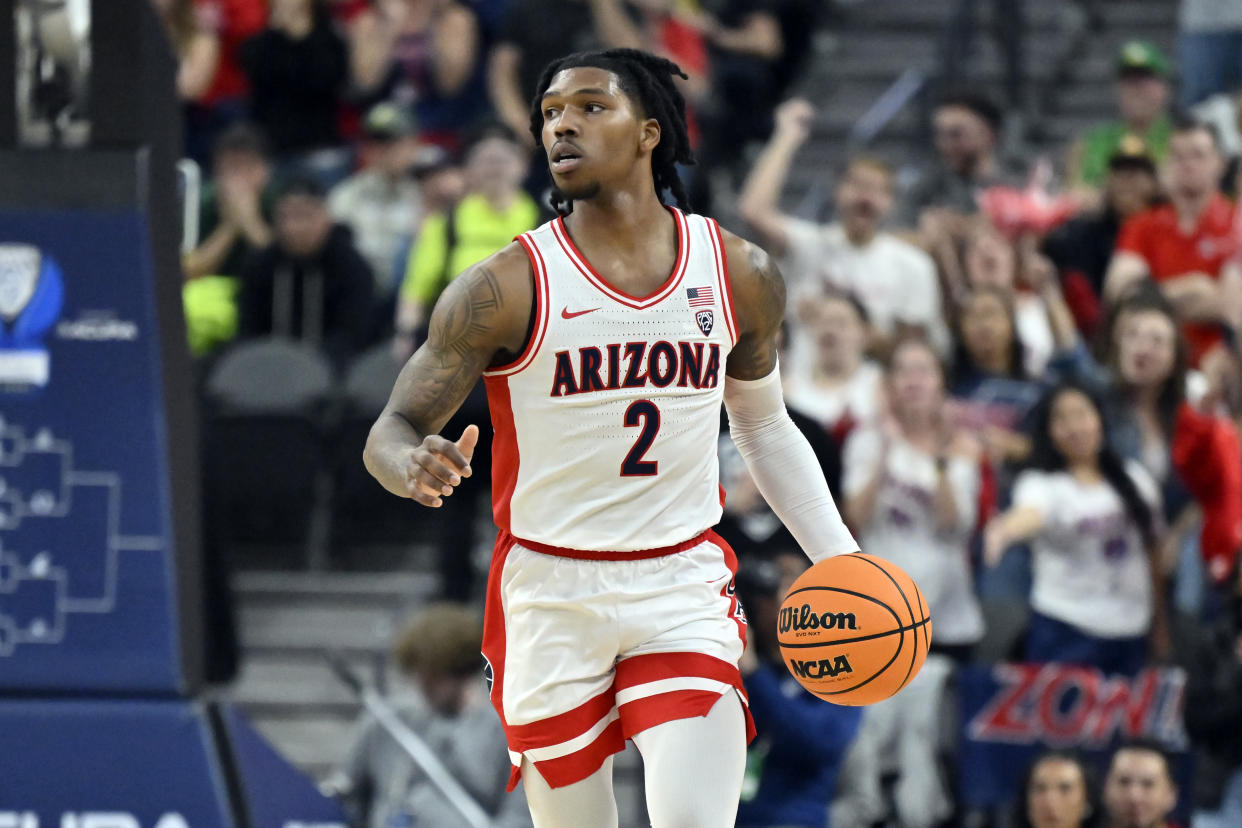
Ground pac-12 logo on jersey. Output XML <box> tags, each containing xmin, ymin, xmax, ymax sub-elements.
<box><xmin>695</xmin><ymin>310</ymin><xmax>714</xmax><ymax>336</ymax></box>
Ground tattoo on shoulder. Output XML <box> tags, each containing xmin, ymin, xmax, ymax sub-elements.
<box><xmin>429</xmin><ymin>264</ymin><xmax>505</xmax><ymax>359</ymax></box>
<box><xmin>746</xmin><ymin>243</ymin><xmax>786</xmax><ymax>329</ymax></box>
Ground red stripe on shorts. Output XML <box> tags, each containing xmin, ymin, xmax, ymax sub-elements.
<box><xmin>482</xmin><ymin>532</ymin><xmax>519</xmax><ymax>790</ymax></box>
<box><xmin>617</xmin><ymin>688</ymin><xmax>735</xmax><ymax>739</ymax></box>
<box><xmin>528</xmin><ymin>718</ymin><xmax>626</xmax><ymax>790</ymax></box>
<box><xmin>614</xmin><ymin>651</ymin><xmax>742</xmax><ymax>690</ymax></box>
<box><xmin>505</xmin><ymin>686</ymin><xmax>616</xmax><ymax>751</ymax></box>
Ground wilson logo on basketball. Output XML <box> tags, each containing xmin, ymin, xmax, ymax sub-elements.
<box><xmin>789</xmin><ymin>654</ymin><xmax>854</xmax><ymax>680</ymax></box>
<box><xmin>779</xmin><ymin>605</ymin><xmax>858</xmax><ymax>634</ymax></box>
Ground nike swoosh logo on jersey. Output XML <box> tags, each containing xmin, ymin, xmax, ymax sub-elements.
<box><xmin>561</xmin><ymin>306</ymin><xmax>600</xmax><ymax>319</ymax></box>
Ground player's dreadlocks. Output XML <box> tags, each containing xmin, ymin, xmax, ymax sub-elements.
<box><xmin>529</xmin><ymin>49</ymin><xmax>695</xmax><ymax>216</ymax></box>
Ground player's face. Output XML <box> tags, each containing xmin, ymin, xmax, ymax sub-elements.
<box><xmin>539</xmin><ymin>67</ymin><xmax>657</xmax><ymax>202</ymax></box>
<box><xmin>890</xmin><ymin>342</ymin><xmax>943</xmax><ymax>416</ymax></box>
<box><xmin>1049</xmin><ymin>389</ymin><xmax>1103</xmax><ymax>466</ymax></box>
<box><xmin>1103</xmin><ymin>750</ymin><xmax>1176</xmax><ymax>828</ymax></box>
<box><xmin>1166</xmin><ymin>129</ymin><xmax>1223</xmax><ymax>199</ymax></box>
<box><xmin>959</xmin><ymin>290</ymin><xmax>1013</xmax><ymax>370</ymax></box>
<box><xmin>835</xmin><ymin>164</ymin><xmax>893</xmax><ymax>235</ymax></box>
<box><xmin>1116</xmin><ymin>310</ymin><xmax>1177</xmax><ymax>390</ymax></box>
<box><xmin>1027</xmin><ymin>758</ymin><xmax>1090</xmax><ymax>828</ymax></box>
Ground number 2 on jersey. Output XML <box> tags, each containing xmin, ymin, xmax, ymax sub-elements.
<box><xmin>621</xmin><ymin>400</ymin><xmax>660</xmax><ymax>476</ymax></box>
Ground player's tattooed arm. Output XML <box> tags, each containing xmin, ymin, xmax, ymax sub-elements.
<box><xmin>365</xmin><ymin>244</ymin><xmax>532</xmax><ymax>504</ymax></box>
<box><xmin>723</xmin><ymin>232</ymin><xmax>787</xmax><ymax>381</ymax></box>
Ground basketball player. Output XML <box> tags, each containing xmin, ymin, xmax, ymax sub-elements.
<box><xmin>364</xmin><ymin>48</ymin><xmax>858</xmax><ymax>827</ymax></box>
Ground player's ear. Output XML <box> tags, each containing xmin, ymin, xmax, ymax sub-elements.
<box><xmin>639</xmin><ymin>118</ymin><xmax>661</xmax><ymax>155</ymax></box>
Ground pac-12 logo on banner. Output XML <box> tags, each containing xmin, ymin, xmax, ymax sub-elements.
<box><xmin>0</xmin><ymin>244</ymin><xmax>65</xmax><ymax>390</ymax></box>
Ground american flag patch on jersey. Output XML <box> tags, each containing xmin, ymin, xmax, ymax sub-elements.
<box><xmin>686</xmin><ymin>286</ymin><xmax>715</xmax><ymax>307</ymax></box>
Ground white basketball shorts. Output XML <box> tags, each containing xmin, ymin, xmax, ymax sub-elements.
<box><xmin>481</xmin><ymin>528</ymin><xmax>756</xmax><ymax>790</ymax></box>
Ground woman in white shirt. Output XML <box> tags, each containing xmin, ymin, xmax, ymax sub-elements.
<box><xmin>784</xmin><ymin>291</ymin><xmax>883</xmax><ymax>443</ymax></box>
<box><xmin>984</xmin><ymin>383</ymin><xmax>1164</xmax><ymax>677</ymax></box>
<box><xmin>843</xmin><ymin>335</ymin><xmax>986</xmax><ymax>656</ymax></box>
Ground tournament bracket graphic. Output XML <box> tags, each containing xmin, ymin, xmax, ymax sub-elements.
<box><xmin>0</xmin><ymin>213</ymin><xmax>190</xmax><ymax>694</ymax></box>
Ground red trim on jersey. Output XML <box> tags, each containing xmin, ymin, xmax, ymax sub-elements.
<box><xmin>513</xmin><ymin>529</ymin><xmax>712</xmax><ymax>561</ymax></box>
<box><xmin>708</xmin><ymin>218</ymin><xmax>738</xmax><ymax>346</ymax></box>
<box><xmin>552</xmin><ymin>207</ymin><xmax>690</xmax><ymax>309</ymax></box>
<box><xmin>485</xmin><ymin>379</ymin><xmax>518</xmax><ymax>533</ymax></box>
<box><xmin>505</xmin><ymin>687</ymin><xmax>617</xmax><ymax>751</ymax></box>
<box><xmin>485</xmin><ymin>233</ymin><xmax>550</xmax><ymax>377</ymax></box>
<box><xmin>482</xmin><ymin>532</ymin><xmax>517</xmax><ymax>789</ymax></box>
<box><xmin>525</xmin><ymin>718</ymin><xmax>626</xmax><ymax>790</ymax></box>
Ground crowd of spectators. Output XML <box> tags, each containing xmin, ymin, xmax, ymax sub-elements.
<box><xmin>168</xmin><ymin>0</ymin><xmax>1242</xmax><ymax>826</ymax></box>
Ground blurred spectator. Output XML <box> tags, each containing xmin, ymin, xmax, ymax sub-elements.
<box><xmin>1174</xmin><ymin>581</ymin><xmax>1242</xmax><ymax>828</ymax></box>
<box><xmin>350</xmin><ymin>0</ymin><xmax>486</xmax><ymax>150</ymax></box>
<box><xmin>331</xmin><ymin>603</ymin><xmax>532</xmax><ymax>828</ymax></box>
<box><xmin>939</xmin><ymin>0</ymin><xmax>1027</xmax><ymax>115</ymax></box>
<box><xmin>238</xmin><ymin>176</ymin><xmax>376</xmax><ymax>365</ymax></box>
<box><xmin>949</xmin><ymin>285</ymin><xmax>1043</xmax><ymax>469</ymax></box>
<box><xmin>902</xmin><ymin>92</ymin><xmax>1011</xmax><ymax>225</ymax></box>
<box><xmin>1104</xmin><ymin>119</ymin><xmax>1238</xmax><ymax>368</ymax></box>
<box><xmin>152</xmin><ymin>0</ymin><xmax>221</xmax><ymax>103</ymax></box>
<box><xmin>739</xmin><ymin>99</ymin><xmax>948</xmax><ymax>366</ymax></box>
<box><xmin>185</xmin><ymin>0</ymin><xmax>267</xmax><ymax>166</ymax></box>
<box><xmin>1101</xmin><ymin>740</ymin><xmax>1179</xmax><ymax>828</ymax></box>
<box><xmin>843</xmin><ymin>335</ymin><xmax>985</xmax><ymax>657</ymax></box>
<box><xmin>589</xmin><ymin>0</ymin><xmax>712</xmax><ymax>142</ymax></box>
<box><xmin>394</xmin><ymin>123</ymin><xmax>538</xmax><ymax>351</ymax></box>
<box><xmin>1044</xmin><ymin>138</ymin><xmax>1161</xmax><ymax>339</ymax></box>
<box><xmin>984</xmin><ymin>383</ymin><xmax>1164</xmax><ymax>675</ymax></box>
<box><xmin>329</xmin><ymin>103</ymin><xmax>423</xmax><ymax>313</ymax></box>
<box><xmin>184</xmin><ymin>123</ymin><xmax>275</xmax><ymax>282</ymax></box>
<box><xmin>1016</xmin><ymin>750</ymin><xmax>1102</xmax><ymax>828</ymax></box>
<box><xmin>904</xmin><ymin>93</ymin><xmax>1019</xmax><ymax>297</ymax></box>
<box><xmin>1067</xmin><ymin>42</ymin><xmax>1172</xmax><ymax>191</ymax></box>
<box><xmin>964</xmin><ymin>224</ymin><xmax>1054</xmax><ymax>377</ymax></box>
<box><xmin>1041</xmin><ymin>282</ymin><xmax>1242</xmax><ymax>595</ymax></box>
<box><xmin>1178</xmin><ymin>0</ymin><xmax>1242</xmax><ymax>109</ymax></box>
<box><xmin>734</xmin><ymin>554</ymin><xmax>863</xmax><ymax>828</ymax></box>
<box><xmin>783</xmin><ymin>292</ymin><xmax>884</xmax><ymax>444</ymax></box>
<box><xmin>488</xmin><ymin>0</ymin><xmax>603</xmax><ymax>149</ymax></box>
<box><xmin>240</xmin><ymin>0</ymin><xmax>350</xmax><ymax>183</ymax></box>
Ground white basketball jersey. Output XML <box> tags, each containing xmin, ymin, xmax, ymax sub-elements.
<box><xmin>484</xmin><ymin>207</ymin><xmax>737</xmax><ymax>552</ymax></box>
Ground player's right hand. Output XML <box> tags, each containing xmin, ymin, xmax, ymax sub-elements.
<box><xmin>403</xmin><ymin>425</ymin><xmax>478</xmax><ymax>507</ymax></box>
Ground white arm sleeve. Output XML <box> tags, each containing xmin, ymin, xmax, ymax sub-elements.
<box><xmin>724</xmin><ymin>365</ymin><xmax>859</xmax><ymax>563</ymax></box>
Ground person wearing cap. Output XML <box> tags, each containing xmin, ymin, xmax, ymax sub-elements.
<box><xmin>1043</xmin><ymin>136</ymin><xmax>1161</xmax><ymax>337</ymax></box>
<box><xmin>1068</xmin><ymin>41</ymin><xmax>1172</xmax><ymax>191</ymax></box>
<box><xmin>1105</xmin><ymin>118</ymin><xmax>1242</xmax><ymax>367</ymax></box>
<box><xmin>328</xmin><ymin>102</ymin><xmax>424</xmax><ymax>310</ymax></box>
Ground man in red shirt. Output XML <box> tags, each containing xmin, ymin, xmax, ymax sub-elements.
<box><xmin>1105</xmin><ymin>119</ymin><xmax>1242</xmax><ymax>365</ymax></box>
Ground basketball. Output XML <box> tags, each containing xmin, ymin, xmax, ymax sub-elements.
<box><xmin>778</xmin><ymin>553</ymin><xmax>932</xmax><ymax>706</ymax></box>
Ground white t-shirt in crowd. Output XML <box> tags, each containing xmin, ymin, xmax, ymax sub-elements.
<box><xmin>1014</xmin><ymin>292</ymin><xmax>1053</xmax><ymax>379</ymax></box>
<box><xmin>1011</xmin><ymin>461</ymin><xmax>1160</xmax><ymax>639</ymax></box>
<box><xmin>779</xmin><ymin>220</ymin><xmax>950</xmax><ymax>377</ymax></box>
<box><xmin>843</xmin><ymin>428</ymin><xmax>985</xmax><ymax>646</ymax></box>
<box><xmin>784</xmin><ymin>360</ymin><xmax>884</xmax><ymax>434</ymax></box>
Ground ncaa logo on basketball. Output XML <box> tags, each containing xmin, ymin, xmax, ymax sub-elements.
<box><xmin>779</xmin><ymin>604</ymin><xmax>858</xmax><ymax>635</ymax></box>
<box><xmin>789</xmin><ymin>654</ymin><xmax>854</xmax><ymax>680</ymax></box>
<box><xmin>695</xmin><ymin>310</ymin><xmax>713</xmax><ymax>336</ymax></box>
